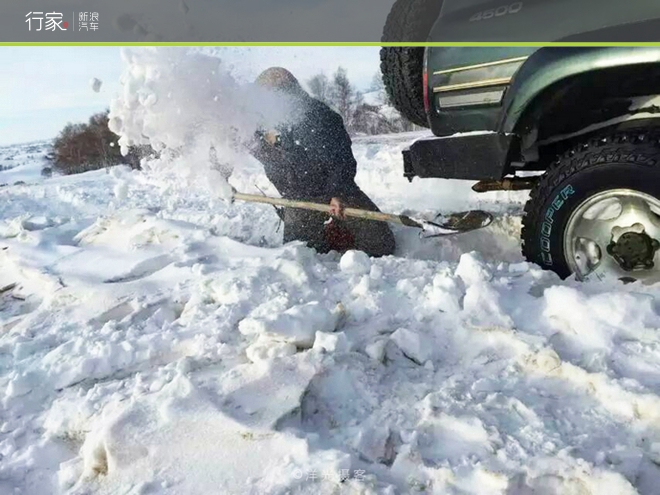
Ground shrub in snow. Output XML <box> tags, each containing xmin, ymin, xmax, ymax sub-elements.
<box><xmin>351</xmin><ymin>101</ymin><xmax>418</xmax><ymax>135</ymax></box>
<box><xmin>52</xmin><ymin>110</ymin><xmax>149</xmax><ymax>175</ymax></box>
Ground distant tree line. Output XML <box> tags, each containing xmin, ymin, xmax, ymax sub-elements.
<box><xmin>51</xmin><ymin>110</ymin><xmax>148</xmax><ymax>175</ymax></box>
<box><xmin>306</xmin><ymin>68</ymin><xmax>421</xmax><ymax>136</ymax></box>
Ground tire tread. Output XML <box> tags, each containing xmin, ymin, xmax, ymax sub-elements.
<box><xmin>380</xmin><ymin>0</ymin><xmax>444</xmax><ymax>128</ymax></box>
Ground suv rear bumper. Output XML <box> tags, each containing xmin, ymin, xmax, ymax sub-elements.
<box><xmin>403</xmin><ymin>132</ymin><xmax>514</xmax><ymax>181</ymax></box>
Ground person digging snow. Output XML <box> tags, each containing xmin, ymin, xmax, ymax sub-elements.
<box><xmin>249</xmin><ymin>67</ymin><xmax>396</xmax><ymax>257</ymax></box>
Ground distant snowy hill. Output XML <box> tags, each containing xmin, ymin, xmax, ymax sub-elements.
<box><xmin>0</xmin><ymin>141</ymin><xmax>52</xmax><ymax>185</ymax></box>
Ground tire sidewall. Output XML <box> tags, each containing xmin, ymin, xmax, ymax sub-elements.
<box><xmin>529</xmin><ymin>163</ymin><xmax>660</xmax><ymax>278</ymax></box>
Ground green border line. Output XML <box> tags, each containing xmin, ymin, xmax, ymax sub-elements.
<box><xmin>2</xmin><ymin>42</ymin><xmax>660</xmax><ymax>47</ymax></box>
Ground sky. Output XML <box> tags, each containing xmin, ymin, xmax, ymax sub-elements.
<box><xmin>0</xmin><ymin>46</ymin><xmax>381</xmax><ymax>146</ymax></box>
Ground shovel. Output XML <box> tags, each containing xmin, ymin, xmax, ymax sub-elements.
<box><xmin>231</xmin><ymin>190</ymin><xmax>493</xmax><ymax>237</ymax></box>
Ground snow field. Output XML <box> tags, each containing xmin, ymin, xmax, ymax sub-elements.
<box><xmin>2</xmin><ymin>136</ymin><xmax>660</xmax><ymax>494</ymax></box>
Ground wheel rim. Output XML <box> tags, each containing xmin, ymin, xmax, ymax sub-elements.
<box><xmin>564</xmin><ymin>189</ymin><xmax>660</xmax><ymax>284</ymax></box>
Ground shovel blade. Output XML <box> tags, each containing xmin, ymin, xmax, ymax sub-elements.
<box><xmin>421</xmin><ymin>210</ymin><xmax>494</xmax><ymax>238</ymax></box>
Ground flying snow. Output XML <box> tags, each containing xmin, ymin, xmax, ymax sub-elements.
<box><xmin>108</xmin><ymin>48</ymin><xmax>298</xmax><ymax>200</ymax></box>
<box><xmin>90</xmin><ymin>77</ymin><xmax>103</xmax><ymax>93</ymax></box>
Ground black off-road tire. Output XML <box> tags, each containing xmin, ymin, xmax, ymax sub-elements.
<box><xmin>521</xmin><ymin>130</ymin><xmax>660</xmax><ymax>279</ymax></box>
<box><xmin>380</xmin><ymin>0</ymin><xmax>444</xmax><ymax>128</ymax></box>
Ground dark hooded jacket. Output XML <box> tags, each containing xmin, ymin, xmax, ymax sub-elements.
<box><xmin>251</xmin><ymin>94</ymin><xmax>358</xmax><ymax>201</ymax></box>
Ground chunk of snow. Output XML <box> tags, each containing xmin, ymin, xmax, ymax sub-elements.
<box><xmin>339</xmin><ymin>250</ymin><xmax>371</xmax><ymax>275</ymax></box>
<box><xmin>369</xmin><ymin>263</ymin><xmax>383</xmax><ymax>280</ymax></box>
<box><xmin>5</xmin><ymin>372</ymin><xmax>36</xmax><ymax>398</ymax></box>
<box><xmin>351</xmin><ymin>275</ymin><xmax>370</xmax><ymax>297</ymax></box>
<box><xmin>351</xmin><ymin>424</ymin><xmax>391</xmax><ymax>463</ymax></box>
<box><xmin>456</xmin><ymin>252</ymin><xmax>493</xmax><ymax>285</ymax></box>
<box><xmin>508</xmin><ymin>262</ymin><xmax>529</xmax><ymax>273</ymax></box>
<box><xmin>239</xmin><ymin>301</ymin><xmax>338</xmax><ymax>348</ymax></box>
<box><xmin>76</xmin><ymin>375</ymin><xmax>317</xmax><ymax>492</ymax></box>
<box><xmin>113</xmin><ymin>181</ymin><xmax>128</xmax><ymax>200</ymax></box>
<box><xmin>245</xmin><ymin>336</ymin><xmax>296</xmax><ymax>363</ymax></box>
<box><xmin>463</xmin><ymin>283</ymin><xmax>513</xmax><ymax>328</ymax></box>
<box><xmin>90</xmin><ymin>78</ymin><xmax>103</xmax><ymax>93</ymax></box>
<box><xmin>313</xmin><ymin>331</ymin><xmax>348</xmax><ymax>353</ymax></box>
<box><xmin>21</xmin><ymin>215</ymin><xmax>54</xmax><ymax>231</ymax></box>
<box><xmin>390</xmin><ymin>328</ymin><xmax>433</xmax><ymax>365</ymax></box>
<box><xmin>427</xmin><ymin>272</ymin><xmax>465</xmax><ymax>313</ymax></box>
<box><xmin>415</xmin><ymin>413</ymin><xmax>493</xmax><ymax>464</ymax></box>
<box><xmin>365</xmin><ymin>339</ymin><xmax>388</xmax><ymax>362</ymax></box>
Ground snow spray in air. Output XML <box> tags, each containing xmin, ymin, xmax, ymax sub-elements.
<box><xmin>108</xmin><ymin>47</ymin><xmax>298</xmax><ymax>199</ymax></box>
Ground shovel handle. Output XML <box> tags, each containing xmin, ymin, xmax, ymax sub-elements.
<box><xmin>233</xmin><ymin>192</ymin><xmax>423</xmax><ymax>228</ymax></box>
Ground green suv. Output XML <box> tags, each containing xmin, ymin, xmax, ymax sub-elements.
<box><xmin>380</xmin><ymin>1</ymin><xmax>660</xmax><ymax>284</ymax></box>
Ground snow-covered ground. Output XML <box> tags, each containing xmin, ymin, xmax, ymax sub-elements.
<box><xmin>2</xmin><ymin>131</ymin><xmax>660</xmax><ymax>495</ymax></box>
<box><xmin>0</xmin><ymin>142</ymin><xmax>51</xmax><ymax>186</ymax></box>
